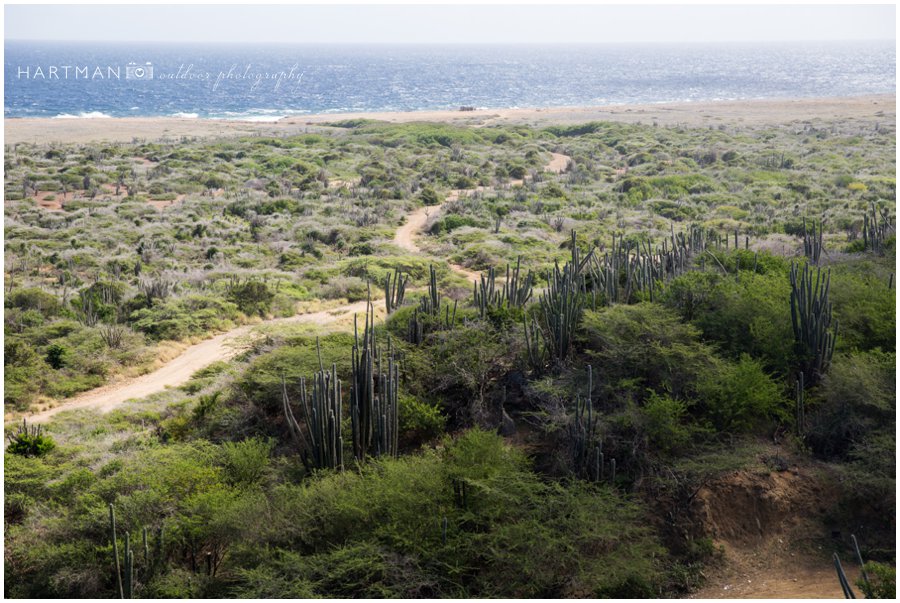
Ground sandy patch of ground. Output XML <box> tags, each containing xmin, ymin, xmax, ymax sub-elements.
<box><xmin>684</xmin><ymin>452</ymin><xmax>867</xmax><ymax>599</ymax></box>
<box><xmin>6</xmin><ymin>95</ymin><xmax>893</xmax><ymax>145</ymax></box>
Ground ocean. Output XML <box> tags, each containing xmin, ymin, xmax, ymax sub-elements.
<box><xmin>4</xmin><ymin>41</ymin><xmax>895</xmax><ymax>120</ymax></box>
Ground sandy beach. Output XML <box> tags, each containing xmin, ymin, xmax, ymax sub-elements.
<box><xmin>4</xmin><ymin>94</ymin><xmax>894</xmax><ymax>145</ymax></box>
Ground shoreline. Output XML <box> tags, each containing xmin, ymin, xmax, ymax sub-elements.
<box><xmin>4</xmin><ymin>93</ymin><xmax>895</xmax><ymax>145</ymax></box>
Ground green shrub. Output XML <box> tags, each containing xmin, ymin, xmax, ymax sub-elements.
<box><xmin>806</xmin><ymin>350</ymin><xmax>895</xmax><ymax>459</ymax></box>
<box><xmin>5</xmin><ymin>288</ymin><xmax>61</xmax><ymax>316</ymax></box>
<box><xmin>402</xmin><ymin>325</ymin><xmax>511</xmax><ymax>421</ymax></box>
<box><xmin>129</xmin><ymin>295</ymin><xmax>239</xmax><ymax>341</ymax></box>
<box><xmin>238</xmin><ymin>332</ymin><xmax>355</xmax><ymax>415</ymax></box>
<box><xmin>221</xmin><ymin>437</ymin><xmax>274</xmax><ymax>486</ymax></box>
<box><xmin>398</xmin><ymin>394</ymin><xmax>445</xmax><ymax>446</ymax></box>
<box><xmin>830</xmin><ymin>262</ymin><xmax>895</xmax><ymax>353</ymax></box>
<box><xmin>857</xmin><ymin>561</ymin><xmax>896</xmax><ymax>599</ymax></box>
<box><xmin>581</xmin><ymin>304</ymin><xmax>717</xmax><ymax>399</ymax></box>
<box><xmin>6</xmin><ymin>423</ymin><xmax>56</xmax><ymax>457</ymax></box>
<box><xmin>235</xmin><ymin>429</ymin><xmax>665</xmax><ymax>598</ymax></box>
<box><xmin>228</xmin><ymin>281</ymin><xmax>275</xmax><ymax>317</ymax></box>
<box><xmin>429</xmin><ymin>214</ymin><xmax>483</xmax><ymax>235</ymax></box>
<box><xmin>666</xmin><ymin>271</ymin><xmax>794</xmax><ymax>375</ymax></box>
<box><xmin>45</xmin><ymin>343</ymin><xmax>68</xmax><ymax>369</ymax></box>
<box><xmin>696</xmin><ymin>354</ymin><xmax>786</xmax><ymax>431</ymax></box>
<box><xmin>4</xmin><ymin>339</ymin><xmax>48</xmax><ymax>408</ymax></box>
<box><xmin>639</xmin><ymin>392</ymin><xmax>696</xmax><ymax>455</ymax></box>
<box><xmin>419</xmin><ymin>187</ymin><xmax>440</xmax><ymax>205</ymax></box>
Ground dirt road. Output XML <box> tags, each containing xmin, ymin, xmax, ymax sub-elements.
<box><xmin>392</xmin><ymin>151</ymin><xmax>570</xmax><ymax>279</ymax></box>
<box><xmin>21</xmin><ymin>151</ymin><xmax>570</xmax><ymax>423</ymax></box>
<box><xmin>24</xmin><ymin>300</ymin><xmax>371</xmax><ymax>423</ymax></box>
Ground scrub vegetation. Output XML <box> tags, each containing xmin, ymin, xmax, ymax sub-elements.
<box><xmin>4</xmin><ymin>115</ymin><xmax>895</xmax><ymax>598</ymax></box>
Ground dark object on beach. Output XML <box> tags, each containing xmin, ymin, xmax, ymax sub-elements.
<box><xmin>459</xmin><ymin>106</ymin><xmax>475</xmax><ymax>112</ymax></box>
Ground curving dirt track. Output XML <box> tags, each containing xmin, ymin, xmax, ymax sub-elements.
<box><xmin>19</xmin><ymin>151</ymin><xmax>570</xmax><ymax>423</ymax></box>
<box><xmin>24</xmin><ymin>301</ymin><xmax>372</xmax><ymax>423</ymax></box>
<box><xmin>393</xmin><ymin>151</ymin><xmax>570</xmax><ymax>279</ymax></box>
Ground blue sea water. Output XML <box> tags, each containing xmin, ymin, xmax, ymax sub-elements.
<box><xmin>4</xmin><ymin>41</ymin><xmax>895</xmax><ymax>120</ymax></box>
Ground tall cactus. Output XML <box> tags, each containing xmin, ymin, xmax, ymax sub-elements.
<box><xmin>407</xmin><ymin>308</ymin><xmax>424</xmax><ymax>345</ymax></box>
<box><xmin>473</xmin><ymin>266</ymin><xmax>500</xmax><ymax>318</ymax></box>
<box><xmin>862</xmin><ymin>202</ymin><xmax>894</xmax><ymax>255</ymax></box>
<box><xmin>419</xmin><ymin>264</ymin><xmax>442</xmax><ymax>316</ymax></box>
<box><xmin>383</xmin><ymin>268</ymin><xmax>408</xmax><ymax>314</ymax></box>
<box><xmin>537</xmin><ymin>260</ymin><xmax>583</xmax><ymax>365</ymax></box>
<box><xmin>802</xmin><ymin>218</ymin><xmax>825</xmax><ymax>264</ymax></box>
<box><xmin>851</xmin><ymin>534</ymin><xmax>870</xmax><ymax>591</ymax></box>
<box><xmin>124</xmin><ymin>531</ymin><xmax>134</xmax><ymax>599</ymax></box>
<box><xmin>109</xmin><ymin>503</ymin><xmax>124</xmax><ymax>599</ymax></box>
<box><xmin>790</xmin><ymin>262</ymin><xmax>838</xmax><ymax>384</ymax></box>
<box><xmin>571</xmin><ymin>365</ymin><xmax>599</xmax><ymax>478</ymax></box>
<box><xmin>350</xmin><ymin>301</ymin><xmax>399</xmax><ymax>460</ymax></box>
<box><xmin>282</xmin><ymin>357</ymin><xmax>344</xmax><ymax>471</ymax></box>
<box><xmin>473</xmin><ymin>257</ymin><xmax>534</xmax><ymax>318</ymax></box>
<box><xmin>523</xmin><ymin>315</ymin><xmax>546</xmax><ymax>373</ymax></box>
<box><xmin>833</xmin><ymin>553</ymin><xmax>856</xmax><ymax>599</ymax></box>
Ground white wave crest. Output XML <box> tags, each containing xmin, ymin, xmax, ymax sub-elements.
<box><xmin>52</xmin><ymin>111</ymin><xmax>112</xmax><ymax>119</ymax></box>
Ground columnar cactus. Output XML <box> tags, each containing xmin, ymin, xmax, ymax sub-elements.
<box><xmin>802</xmin><ymin>218</ymin><xmax>825</xmax><ymax>264</ymax></box>
<box><xmin>790</xmin><ymin>261</ymin><xmax>838</xmax><ymax>384</ymax></box>
<box><xmin>350</xmin><ymin>301</ymin><xmax>399</xmax><ymax>460</ymax></box>
<box><xmin>570</xmin><ymin>365</ymin><xmax>599</xmax><ymax>478</ymax></box>
<box><xmin>863</xmin><ymin>202</ymin><xmax>894</xmax><ymax>255</ymax></box>
<box><xmin>523</xmin><ymin>316</ymin><xmax>546</xmax><ymax>373</ymax></box>
<box><xmin>419</xmin><ymin>264</ymin><xmax>442</xmax><ymax>316</ymax></box>
<box><xmin>537</xmin><ymin>260</ymin><xmax>583</xmax><ymax>364</ymax></box>
<box><xmin>282</xmin><ymin>356</ymin><xmax>344</xmax><ymax>471</ymax></box>
<box><xmin>833</xmin><ymin>553</ymin><xmax>856</xmax><ymax>599</ymax></box>
<box><xmin>109</xmin><ymin>504</ymin><xmax>124</xmax><ymax>599</ymax></box>
<box><xmin>383</xmin><ymin>268</ymin><xmax>408</xmax><ymax>314</ymax></box>
<box><xmin>473</xmin><ymin>257</ymin><xmax>534</xmax><ymax>318</ymax></box>
<box><xmin>407</xmin><ymin>308</ymin><xmax>424</xmax><ymax>345</ymax></box>
<box><xmin>124</xmin><ymin>531</ymin><xmax>134</xmax><ymax>599</ymax></box>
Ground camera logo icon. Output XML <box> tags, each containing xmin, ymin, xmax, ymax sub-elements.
<box><xmin>126</xmin><ymin>62</ymin><xmax>154</xmax><ymax>80</ymax></box>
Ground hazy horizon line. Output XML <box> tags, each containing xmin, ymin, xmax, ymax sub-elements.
<box><xmin>7</xmin><ymin>38</ymin><xmax>896</xmax><ymax>46</ymax></box>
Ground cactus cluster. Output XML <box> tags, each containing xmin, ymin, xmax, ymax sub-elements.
<box><xmin>282</xmin><ymin>357</ymin><xmax>344</xmax><ymax>471</ymax></box>
<box><xmin>419</xmin><ymin>264</ymin><xmax>442</xmax><ymax>316</ymax></box>
<box><xmin>588</xmin><ymin>234</ymin><xmax>662</xmax><ymax>305</ymax></box>
<box><xmin>472</xmin><ymin>257</ymin><xmax>534</xmax><ymax>318</ymax></box>
<box><xmin>407</xmin><ymin>308</ymin><xmax>424</xmax><ymax>345</ymax></box>
<box><xmin>534</xmin><ymin>259</ymin><xmax>584</xmax><ymax>365</ymax></box>
<box><xmin>407</xmin><ymin>265</ymin><xmax>456</xmax><ymax>344</ymax></box>
<box><xmin>862</xmin><ymin>201</ymin><xmax>893</xmax><ymax>255</ymax></box>
<box><xmin>565</xmin><ymin>365</ymin><xmax>618</xmax><ymax>485</ymax></box>
<box><xmin>585</xmin><ymin>224</ymin><xmax>717</xmax><ymax>307</ymax></box>
<box><xmin>350</xmin><ymin>301</ymin><xmax>400</xmax><ymax>460</ymax></box>
<box><xmin>802</xmin><ymin>218</ymin><xmax>825</xmax><ymax>264</ymax></box>
<box><xmin>790</xmin><ymin>261</ymin><xmax>838</xmax><ymax>385</ymax></box>
<box><xmin>383</xmin><ymin>268</ymin><xmax>408</xmax><ymax>314</ymax></box>
<box><xmin>283</xmin><ymin>301</ymin><xmax>401</xmax><ymax>467</ymax></box>
<box><xmin>526</xmin><ymin>227</ymin><xmax>713</xmax><ymax>369</ymax></box>
<box><xmin>571</xmin><ymin>366</ymin><xmax>598</xmax><ymax>475</ymax></box>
